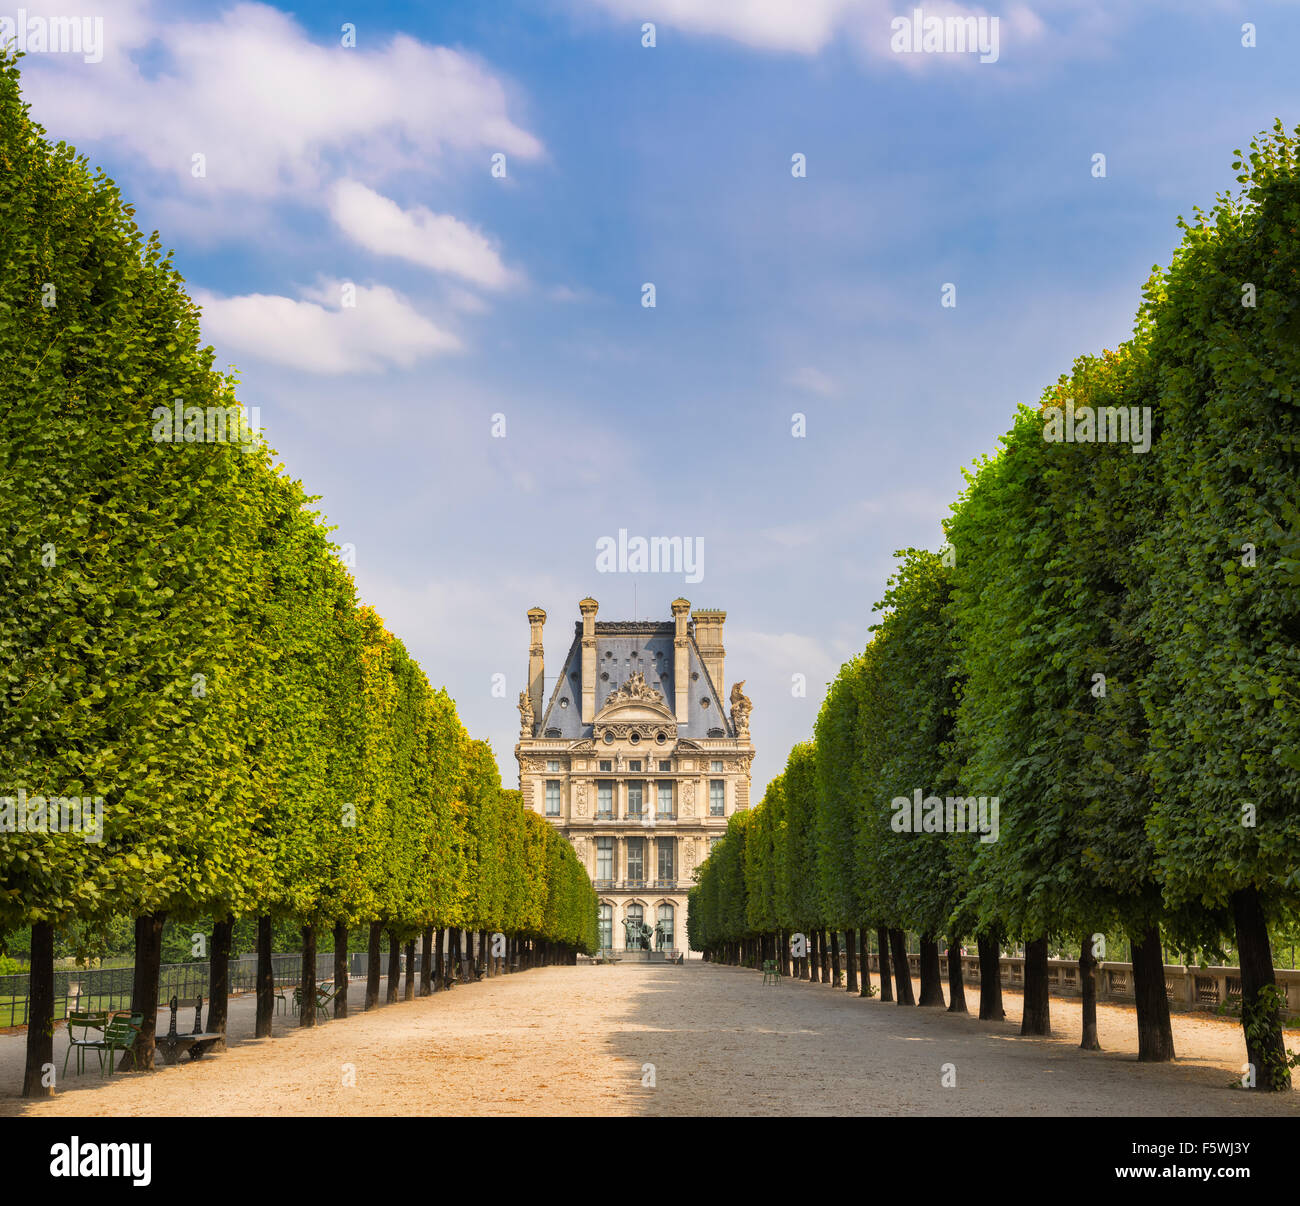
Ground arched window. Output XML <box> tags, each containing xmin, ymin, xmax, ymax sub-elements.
<box><xmin>599</xmin><ymin>903</ymin><xmax>613</xmax><ymax>951</ymax></box>
<box><xmin>626</xmin><ymin>902</ymin><xmax>644</xmax><ymax>949</ymax></box>
<box><xmin>657</xmin><ymin>903</ymin><xmax>674</xmax><ymax>951</ymax></box>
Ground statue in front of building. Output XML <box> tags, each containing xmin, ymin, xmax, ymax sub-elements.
<box><xmin>729</xmin><ymin>680</ymin><xmax>752</xmax><ymax>738</ymax></box>
<box><xmin>517</xmin><ymin>689</ymin><xmax>534</xmax><ymax>737</ymax></box>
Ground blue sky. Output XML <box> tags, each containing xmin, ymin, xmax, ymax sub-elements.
<box><xmin>14</xmin><ymin>0</ymin><xmax>1300</xmax><ymax>795</ymax></box>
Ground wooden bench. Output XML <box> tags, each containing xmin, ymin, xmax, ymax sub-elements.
<box><xmin>155</xmin><ymin>995</ymin><xmax>224</xmax><ymax>1065</ymax></box>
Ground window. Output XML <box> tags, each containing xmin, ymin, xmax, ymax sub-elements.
<box><xmin>710</xmin><ymin>836</ymin><xmax>722</xmax><ymax>852</ymax></box>
<box><xmin>626</xmin><ymin>838</ymin><xmax>645</xmax><ymax>884</ymax></box>
<box><xmin>627</xmin><ymin>781</ymin><xmax>643</xmax><ymax>818</ymax></box>
<box><xmin>657</xmin><ymin>781</ymin><xmax>673</xmax><ymax>817</ymax></box>
<box><xmin>657</xmin><ymin>903</ymin><xmax>674</xmax><ymax>949</ymax></box>
<box><xmin>657</xmin><ymin>837</ymin><xmax>675</xmax><ymax>883</ymax></box>
<box><xmin>545</xmin><ymin>780</ymin><xmax>561</xmax><ymax>817</ymax></box>
<box><xmin>596</xmin><ymin>837</ymin><xmax>613</xmax><ymax>882</ymax></box>
<box><xmin>599</xmin><ymin>903</ymin><xmax>613</xmax><ymax>951</ymax></box>
<box><xmin>710</xmin><ymin>759</ymin><xmax>723</xmax><ymax>772</ymax></box>
<box><xmin>599</xmin><ymin>760</ymin><xmax>612</xmax><ymax>772</ymax></box>
<box><xmin>629</xmin><ymin>760</ymin><xmax>642</xmax><ymax>772</ymax></box>
<box><xmin>597</xmin><ymin>781</ymin><xmax>613</xmax><ymax>818</ymax></box>
<box><xmin>709</xmin><ymin>779</ymin><xmax>725</xmax><ymax>816</ymax></box>
<box><xmin>626</xmin><ymin>902</ymin><xmax>644</xmax><ymax>945</ymax></box>
<box><xmin>546</xmin><ymin>759</ymin><xmax>560</xmax><ymax>772</ymax></box>
<box><xmin>658</xmin><ymin>759</ymin><xmax>671</xmax><ymax>772</ymax></box>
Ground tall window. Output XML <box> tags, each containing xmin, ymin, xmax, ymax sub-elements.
<box><xmin>709</xmin><ymin>779</ymin><xmax>724</xmax><ymax>816</ymax></box>
<box><xmin>627</xmin><ymin>781</ymin><xmax>643</xmax><ymax>818</ymax></box>
<box><xmin>599</xmin><ymin>903</ymin><xmax>613</xmax><ymax>950</ymax></box>
<box><xmin>657</xmin><ymin>781</ymin><xmax>673</xmax><ymax>818</ymax></box>
<box><xmin>626</xmin><ymin>837</ymin><xmax>645</xmax><ymax>883</ymax></box>
<box><xmin>545</xmin><ymin>780</ymin><xmax>561</xmax><ymax>816</ymax></box>
<box><xmin>596</xmin><ymin>837</ymin><xmax>613</xmax><ymax>882</ymax></box>
<box><xmin>657</xmin><ymin>903</ymin><xmax>674</xmax><ymax>949</ymax></box>
<box><xmin>709</xmin><ymin>836</ymin><xmax>722</xmax><ymax>853</ymax></box>
<box><xmin>597</xmin><ymin>781</ymin><xmax>613</xmax><ymax>818</ymax></box>
<box><xmin>657</xmin><ymin>837</ymin><xmax>675</xmax><ymax>883</ymax></box>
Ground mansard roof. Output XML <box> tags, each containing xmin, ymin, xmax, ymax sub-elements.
<box><xmin>534</xmin><ymin>619</ymin><xmax>733</xmax><ymax>741</ymax></box>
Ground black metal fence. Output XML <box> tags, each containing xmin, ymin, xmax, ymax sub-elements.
<box><xmin>0</xmin><ymin>952</ymin><xmax>336</xmax><ymax>1028</ymax></box>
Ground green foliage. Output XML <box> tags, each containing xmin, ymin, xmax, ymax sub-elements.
<box><xmin>0</xmin><ymin>50</ymin><xmax>597</xmax><ymax>958</ymax></box>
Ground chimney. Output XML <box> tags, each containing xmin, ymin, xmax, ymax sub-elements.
<box><xmin>579</xmin><ymin>597</ymin><xmax>598</xmax><ymax>723</ymax></box>
<box><xmin>671</xmin><ymin>598</ymin><xmax>690</xmax><ymax>724</ymax></box>
<box><xmin>527</xmin><ymin>607</ymin><xmax>546</xmax><ymax>728</ymax></box>
<box><xmin>692</xmin><ymin>608</ymin><xmax>726</xmax><ymax>703</ymax></box>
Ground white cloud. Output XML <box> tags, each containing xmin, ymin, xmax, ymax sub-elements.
<box><xmin>786</xmin><ymin>366</ymin><xmax>839</xmax><ymax>396</ymax></box>
<box><xmin>19</xmin><ymin>1</ymin><xmax>543</xmax><ymax>199</ymax></box>
<box><xmin>329</xmin><ymin>180</ymin><xmax>515</xmax><ymax>289</ymax></box>
<box><xmin>195</xmin><ymin>279</ymin><xmax>461</xmax><ymax>374</ymax></box>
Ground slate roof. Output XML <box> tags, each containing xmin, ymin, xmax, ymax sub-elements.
<box><xmin>534</xmin><ymin>620</ymin><xmax>732</xmax><ymax>740</ymax></box>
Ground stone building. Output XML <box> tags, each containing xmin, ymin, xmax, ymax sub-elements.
<box><xmin>515</xmin><ymin>598</ymin><xmax>754</xmax><ymax>955</ymax></box>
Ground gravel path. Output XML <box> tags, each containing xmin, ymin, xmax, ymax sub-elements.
<box><xmin>3</xmin><ymin>963</ymin><xmax>1298</xmax><ymax>1116</ymax></box>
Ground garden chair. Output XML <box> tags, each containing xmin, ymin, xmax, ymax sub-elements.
<box><xmin>761</xmin><ymin>959</ymin><xmax>780</xmax><ymax>985</ymax></box>
<box><xmin>87</xmin><ymin>1012</ymin><xmax>143</xmax><ymax>1076</ymax></box>
<box><xmin>63</xmin><ymin>1011</ymin><xmax>109</xmax><ymax>1076</ymax></box>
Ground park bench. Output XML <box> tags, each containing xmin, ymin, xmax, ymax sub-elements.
<box><xmin>761</xmin><ymin>959</ymin><xmax>780</xmax><ymax>986</ymax></box>
<box><xmin>155</xmin><ymin>995</ymin><xmax>224</xmax><ymax>1065</ymax></box>
<box><xmin>81</xmin><ymin>1012</ymin><xmax>143</xmax><ymax>1077</ymax></box>
<box><xmin>63</xmin><ymin>1011</ymin><xmax>109</xmax><ymax>1076</ymax></box>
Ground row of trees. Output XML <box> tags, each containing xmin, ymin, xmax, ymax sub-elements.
<box><xmin>0</xmin><ymin>51</ymin><xmax>598</xmax><ymax>1098</ymax></box>
<box><xmin>690</xmin><ymin>121</ymin><xmax>1300</xmax><ymax>1090</ymax></box>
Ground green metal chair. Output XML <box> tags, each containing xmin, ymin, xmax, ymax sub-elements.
<box><xmin>87</xmin><ymin>1012</ymin><xmax>143</xmax><ymax>1076</ymax></box>
<box><xmin>761</xmin><ymin>959</ymin><xmax>780</xmax><ymax>985</ymax></box>
<box><xmin>63</xmin><ymin>1011</ymin><xmax>109</xmax><ymax>1076</ymax></box>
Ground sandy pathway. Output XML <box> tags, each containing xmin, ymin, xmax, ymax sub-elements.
<box><xmin>3</xmin><ymin>964</ymin><xmax>1298</xmax><ymax>1116</ymax></box>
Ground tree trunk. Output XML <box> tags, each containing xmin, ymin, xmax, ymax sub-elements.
<box><xmin>365</xmin><ymin>920</ymin><xmax>382</xmax><ymax>1009</ymax></box>
<box><xmin>255</xmin><ymin>915</ymin><xmax>274</xmax><ymax>1038</ymax></box>
<box><xmin>1078</xmin><ymin>932</ymin><xmax>1100</xmax><ymax>1050</ymax></box>
<box><xmin>1130</xmin><ymin>923</ymin><xmax>1175</xmax><ymax>1062</ymax></box>
<box><xmin>404</xmin><ymin>939</ymin><xmax>416</xmax><ymax>999</ymax></box>
<box><xmin>821</xmin><ymin>929</ymin><xmax>832</xmax><ymax>982</ymax></box>
<box><xmin>976</xmin><ymin>932</ymin><xmax>1004</xmax><ymax>1021</ymax></box>
<box><xmin>450</xmin><ymin>928</ymin><xmax>462</xmax><ymax>985</ymax></box>
<box><xmin>333</xmin><ymin>922</ymin><xmax>349</xmax><ymax>1018</ymax></box>
<box><xmin>1020</xmin><ymin>937</ymin><xmax>1051</xmax><ymax>1036</ymax></box>
<box><xmin>876</xmin><ymin>927</ymin><xmax>894</xmax><ymax>1003</ymax></box>
<box><xmin>22</xmin><ymin>920</ymin><xmax>54</xmax><ymax>1097</ymax></box>
<box><xmin>946</xmin><ymin>933</ymin><xmax>967</xmax><ymax>1014</ymax></box>
<box><xmin>798</xmin><ymin>931</ymin><xmax>810</xmax><ymax>980</ymax></box>
<box><xmin>812</xmin><ymin>929</ymin><xmax>823</xmax><ymax>983</ymax></box>
<box><xmin>125</xmin><ymin>912</ymin><xmax>165</xmax><ymax>1070</ymax></box>
<box><xmin>845</xmin><ymin>928</ymin><xmax>858</xmax><ymax>993</ymax></box>
<box><xmin>918</xmin><ymin>935</ymin><xmax>945</xmax><ymax>1006</ymax></box>
<box><xmin>888</xmin><ymin>929</ymin><xmax>914</xmax><ymax>1005</ymax></box>
<box><xmin>208</xmin><ymin>915</ymin><xmax>233</xmax><ymax>1039</ymax></box>
<box><xmin>779</xmin><ymin>929</ymin><xmax>791</xmax><ymax>978</ymax></box>
<box><xmin>299</xmin><ymin>925</ymin><xmax>318</xmax><ymax>1028</ymax></box>
<box><xmin>830</xmin><ymin>931</ymin><xmax>842</xmax><ymax>987</ymax></box>
<box><xmin>1232</xmin><ymin>887</ymin><xmax>1290</xmax><ymax>1090</ymax></box>
<box><xmin>858</xmin><ymin>928</ymin><xmax>872</xmax><ymax>997</ymax></box>
<box><xmin>386</xmin><ymin>930</ymin><xmax>401</xmax><ymax>1003</ymax></box>
<box><xmin>420</xmin><ymin>927</ymin><xmax>434</xmax><ymax>996</ymax></box>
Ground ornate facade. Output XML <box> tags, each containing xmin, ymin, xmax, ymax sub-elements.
<box><xmin>515</xmin><ymin>598</ymin><xmax>753</xmax><ymax>954</ymax></box>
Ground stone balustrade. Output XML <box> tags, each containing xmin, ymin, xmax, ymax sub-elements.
<box><xmin>859</xmin><ymin>953</ymin><xmax>1300</xmax><ymax>1014</ymax></box>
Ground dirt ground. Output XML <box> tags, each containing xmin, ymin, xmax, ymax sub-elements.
<box><xmin>3</xmin><ymin>963</ymin><xmax>1298</xmax><ymax>1116</ymax></box>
